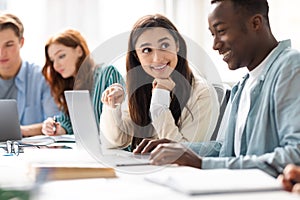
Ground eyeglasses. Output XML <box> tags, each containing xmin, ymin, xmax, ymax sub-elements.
<box><xmin>6</xmin><ymin>140</ymin><xmax>22</xmax><ymax>156</ymax></box>
<box><xmin>3</xmin><ymin>141</ymin><xmax>42</xmax><ymax>156</ymax></box>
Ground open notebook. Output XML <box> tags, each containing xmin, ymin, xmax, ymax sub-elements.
<box><xmin>145</xmin><ymin>166</ymin><xmax>282</xmax><ymax>195</ymax></box>
<box><xmin>21</xmin><ymin>134</ymin><xmax>75</xmax><ymax>145</ymax></box>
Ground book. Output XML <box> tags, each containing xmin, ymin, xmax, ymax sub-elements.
<box><xmin>30</xmin><ymin>164</ymin><xmax>116</xmax><ymax>181</ymax></box>
<box><xmin>145</xmin><ymin>166</ymin><xmax>283</xmax><ymax>195</ymax></box>
<box><xmin>27</xmin><ymin>150</ymin><xmax>116</xmax><ymax>180</ymax></box>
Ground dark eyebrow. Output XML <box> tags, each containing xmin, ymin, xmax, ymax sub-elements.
<box><xmin>208</xmin><ymin>21</ymin><xmax>225</xmax><ymax>32</ymax></box>
<box><xmin>138</xmin><ymin>37</ymin><xmax>171</xmax><ymax>48</ymax></box>
<box><xmin>54</xmin><ymin>49</ymin><xmax>63</xmax><ymax>56</ymax></box>
<box><xmin>139</xmin><ymin>42</ymin><xmax>151</xmax><ymax>48</ymax></box>
<box><xmin>158</xmin><ymin>37</ymin><xmax>170</xmax><ymax>43</ymax></box>
<box><xmin>6</xmin><ymin>40</ymin><xmax>15</xmax><ymax>44</ymax></box>
<box><xmin>213</xmin><ymin>21</ymin><xmax>225</xmax><ymax>28</ymax></box>
<box><xmin>49</xmin><ymin>49</ymin><xmax>63</xmax><ymax>61</ymax></box>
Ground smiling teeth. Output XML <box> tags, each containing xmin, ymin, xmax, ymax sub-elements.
<box><xmin>223</xmin><ymin>51</ymin><xmax>230</xmax><ymax>57</ymax></box>
<box><xmin>152</xmin><ymin>65</ymin><xmax>166</xmax><ymax>70</ymax></box>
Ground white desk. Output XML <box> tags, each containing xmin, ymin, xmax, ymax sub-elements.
<box><xmin>1</xmin><ymin>147</ymin><xmax>299</xmax><ymax>200</ymax></box>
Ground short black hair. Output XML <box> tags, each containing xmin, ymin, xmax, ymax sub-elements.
<box><xmin>211</xmin><ymin>0</ymin><xmax>270</xmax><ymax>26</ymax></box>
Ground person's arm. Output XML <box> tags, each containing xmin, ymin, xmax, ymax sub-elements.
<box><xmin>100</xmin><ymin>103</ymin><xmax>133</xmax><ymax>148</ymax></box>
<box><xmin>201</xmin><ymin>61</ymin><xmax>300</xmax><ymax>176</ymax></box>
<box><xmin>137</xmin><ymin>59</ymin><xmax>300</xmax><ymax>172</ymax></box>
<box><xmin>21</xmin><ymin>123</ymin><xmax>43</xmax><ymax>136</ymax></box>
<box><xmin>133</xmin><ymin>137</ymin><xmax>222</xmax><ymax>160</ymax></box>
<box><xmin>92</xmin><ymin>65</ymin><xmax>125</xmax><ymax>124</ymax></box>
<box><xmin>150</xmin><ymin>78</ymin><xmax>219</xmax><ymax>142</ymax></box>
<box><xmin>96</xmin><ymin>65</ymin><xmax>134</xmax><ymax>148</ymax></box>
<box><xmin>57</xmin><ymin>113</ymin><xmax>73</xmax><ymax>135</ymax></box>
<box><xmin>149</xmin><ymin>142</ymin><xmax>202</xmax><ymax>168</ymax></box>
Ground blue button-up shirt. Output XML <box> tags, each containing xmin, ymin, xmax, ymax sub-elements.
<box><xmin>187</xmin><ymin>40</ymin><xmax>300</xmax><ymax>176</ymax></box>
<box><xmin>15</xmin><ymin>61</ymin><xmax>59</xmax><ymax>125</ymax></box>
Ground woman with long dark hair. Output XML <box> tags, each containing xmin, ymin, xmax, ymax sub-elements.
<box><xmin>101</xmin><ymin>14</ymin><xmax>219</xmax><ymax>150</ymax></box>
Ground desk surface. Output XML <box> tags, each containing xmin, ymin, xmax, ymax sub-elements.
<box><xmin>1</xmin><ymin>147</ymin><xmax>299</xmax><ymax>200</ymax></box>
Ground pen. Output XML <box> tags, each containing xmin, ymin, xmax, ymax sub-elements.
<box><xmin>53</xmin><ymin>116</ymin><xmax>57</xmax><ymax>134</ymax></box>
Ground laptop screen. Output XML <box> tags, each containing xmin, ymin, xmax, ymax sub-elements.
<box><xmin>64</xmin><ymin>90</ymin><xmax>102</xmax><ymax>156</ymax></box>
<box><xmin>0</xmin><ymin>99</ymin><xmax>22</xmax><ymax>142</ymax></box>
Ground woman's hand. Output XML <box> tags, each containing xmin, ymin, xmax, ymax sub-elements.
<box><xmin>152</xmin><ymin>77</ymin><xmax>175</xmax><ymax>91</ymax></box>
<box><xmin>101</xmin><ymin>83</ymin><xmax>125</xmax><ymax>108</ymax></box>
<box><xmin>42</xmin><ymin>117</ymin><xmax>66</xmax><ymax>136</ymax></box>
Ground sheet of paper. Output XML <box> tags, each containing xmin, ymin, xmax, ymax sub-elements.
<box><xmin>145</xmin><ymin>166</ymin><xmax>282</xmax><ymax>195</ymax></box>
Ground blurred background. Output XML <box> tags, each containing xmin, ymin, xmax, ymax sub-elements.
<box><xmin>1</xmin><ymin>0</ymin><xmax>299</xmax><ymax>84</ymax></box>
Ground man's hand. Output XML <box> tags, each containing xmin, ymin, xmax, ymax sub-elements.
<box><xmin>149</xmin><ymin>143</ymin><xmax>202</xmax><ymax>169</ymax></box>
<box><xmin>278</xmin><ymin>164</ymin><xmax>300</xmax><ymax>193</ymax></box>
<box><xmin>133</xmin><ymin>138</ymin><xmax>173</xmax><ymax>154</ymax></box>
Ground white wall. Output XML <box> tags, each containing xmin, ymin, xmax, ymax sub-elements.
<box><xmin>1</xmin><ymin>0</ymin><xmax>300</xmax><ymax>84</ymax></box>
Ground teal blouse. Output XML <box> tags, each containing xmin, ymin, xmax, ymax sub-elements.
<box><xmin>58</xmin><ymin>65</ymin><xmax>125</xmax><ymax>134</ymax></box>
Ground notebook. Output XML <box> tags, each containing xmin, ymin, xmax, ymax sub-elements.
<box><xmin>145</xmin><ymin>166</ymin><xmax>283</xmax><ymax>195</ymax></box>
<box><xmin>21</xmin><ymin>134</ymin><xmax>75</xmax><ymax>145</ymax></box>
<box><xmin>0</xmin><ymin>99</ymin><xmax>22</xmax><ymax>142</ymax></box>
<box><xmin>64</xmin><ymin>90</ymin><xmax>150</xmax><ymax>168</ymax></box>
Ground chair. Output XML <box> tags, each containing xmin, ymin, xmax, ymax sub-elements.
<box><xmin>210</xmin><ymin>84</ymin><xmax>231</xmax><ymax>141</ymax></box>
<box><xmin>212</xmin><ymin>83</ymin><xmax>225</xmax><ymax>105</ymax></box>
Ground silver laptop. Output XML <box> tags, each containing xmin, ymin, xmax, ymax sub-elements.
<box><xmin>64</xmin><ymin>90</ymin><xmax>150</xmax><ymax>169</ymax></box>
<box><xmin>0</xmin><ymin>100</ymin><xmax>22</xmax><ymax>142</ymax></box>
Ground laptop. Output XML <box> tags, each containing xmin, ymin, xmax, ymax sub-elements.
<box><xmin>64</xmin><ymin>90</ymin><xmax>151</xmax><ymax>169</ymax></box>
<box><xmin>0</xmin><ymin>99</ymin><xmax>22</xmax><ymax>142</ymax></box>
<box><xmin>0</xmin><ymin>100</ymin><xmax>55</xmax><ymax>148</ymax></box>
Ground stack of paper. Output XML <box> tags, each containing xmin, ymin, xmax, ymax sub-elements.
<box><xmin>145</xmin><ymin>166</ymin><xmax>282</xmax><ymax>195</ymax></box>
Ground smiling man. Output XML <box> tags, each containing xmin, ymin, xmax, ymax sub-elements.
<box><xmin>0</xmin><ymin>13</ymin><xmax>59</xmax><ymax>136</ymax></box>
<box><xmin>133</xmin><ymin>0</ymin><xmax>300</xmax><ymax>177</ymax></box>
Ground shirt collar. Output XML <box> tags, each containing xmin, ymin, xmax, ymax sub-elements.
<box><xmin>258</xmin><ymin>39</ymin><xmax>291</xmax><ymax>81</ymax></box>
<box><xmin>230</xmin><ymin>40</ymin><xmax>291</xmax><ymax>100</ymax></box>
